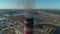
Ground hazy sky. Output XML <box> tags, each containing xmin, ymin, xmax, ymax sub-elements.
<box><xmin>0</xmin><ymin>0</ymin><xmax>60</xmax><ymax>9</ymax></box>
<box><xmin>36</xmin><ymin>0</ymin><xmax>60</xmax><ymax>9</ymax></box>
<box><xmin>0</xmin><ymin>0</ymin><xmax>20</xmax><ymax>9</ymax></box>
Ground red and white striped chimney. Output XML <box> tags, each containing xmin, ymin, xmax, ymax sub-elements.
<box><xmin>24</xmin><ymin>18</ymin><xmax>33</xmax><ymax>34</ymax></box>
<box><xmin>23</xmin><ymin>0</ymin><xmax>35</xmax><ymax>34</ymax></box>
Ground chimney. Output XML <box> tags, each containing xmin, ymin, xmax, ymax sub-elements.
<box><xmin>23</xmin><ymin>0</ymin><xmax>35</xmax><ymax>34</ymax></box>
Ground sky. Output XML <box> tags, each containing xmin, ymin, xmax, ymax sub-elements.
<box><xmin>0</xmin><ymin>0</ymin><xmax>60</xmax><ymax>9</ymax></box>
<box><xmin>0</xmin><ymin>0</ymin><xmax>21</xmax><ymax>9</ymax></box>
<box><xmin>36</xmin><ymin>0</ymin><xmax>60</xmax><ymax>9</ymax></box>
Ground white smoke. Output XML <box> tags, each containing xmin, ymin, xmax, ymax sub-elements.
<box><xmin>20</xmin><ymin>0</ymin><xmax>35</xmax><ymax>18</ymax></box>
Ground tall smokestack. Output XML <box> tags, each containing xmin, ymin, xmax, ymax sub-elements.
<box><xmin>23</xmin><ymin>0</ymin><xmax>35</xmax><ymax>34</ymax></box>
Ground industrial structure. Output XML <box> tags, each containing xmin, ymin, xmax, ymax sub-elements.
<box><xmin>23</xmin><ymin>0</ymin><xmax>35</xmax><ymax>34</ymax></box>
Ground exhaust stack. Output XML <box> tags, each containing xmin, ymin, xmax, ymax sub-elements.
<box><xmin>23</xmin><ymin>0</ymin><xmax>35</xmax><ymax>34</ymax></box>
